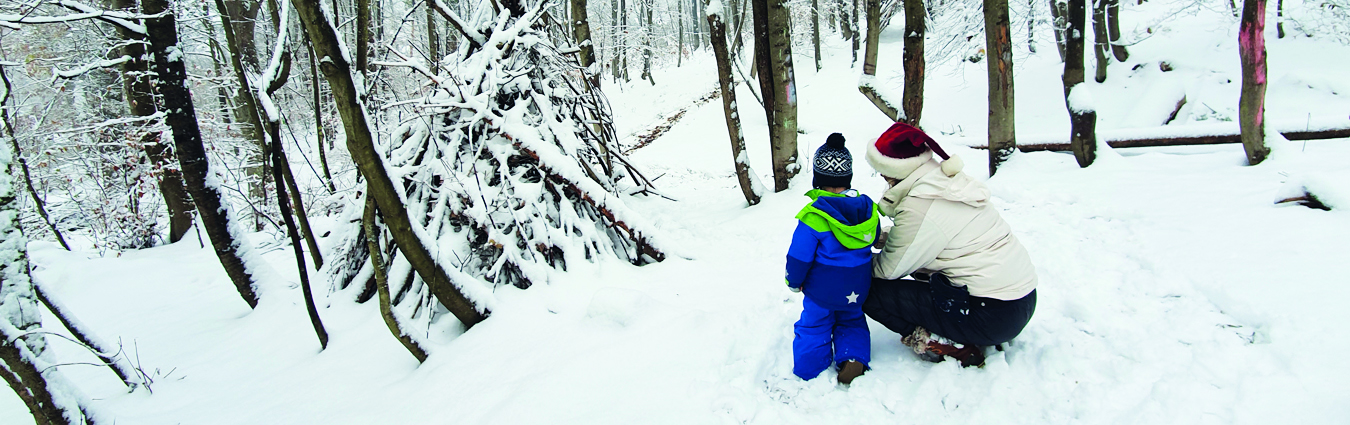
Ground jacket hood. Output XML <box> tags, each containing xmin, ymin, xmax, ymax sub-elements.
<box><xmin>796</xmin><ymin>189</ymin><xmax>880</xmax><ymax>250</ymax></box>
<box><xmin>878</xmin><ymin>160</ymin><xmax>989</xmax><ymax>216</ymax></box>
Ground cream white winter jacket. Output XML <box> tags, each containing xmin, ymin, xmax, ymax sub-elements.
<box><xmin>872</xmin><ymin>160</ymin><xmax>1037</xmax><ymax>301</ymax></box>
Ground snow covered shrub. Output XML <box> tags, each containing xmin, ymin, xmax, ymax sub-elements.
<box><xmin>330</xmin><ymin>0</ymin><xmax>666</xmax><ymax>300</ymax></box>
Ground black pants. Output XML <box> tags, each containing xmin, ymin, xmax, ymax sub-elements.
<box><xmin>862</xmin><ymin>275</ymin><xmax>1036</xmax><ymax>347</ymax></box>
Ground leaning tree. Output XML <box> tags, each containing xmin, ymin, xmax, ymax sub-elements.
<box><xmin>301</xmin><ymin>0</ymin><xmax>669</xmax><ymax>337</ymax></box>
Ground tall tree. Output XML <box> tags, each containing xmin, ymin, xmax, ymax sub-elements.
<box><xmin>1106</xmin><ymin>0</ymin><xmax>1128</xmax><ymax>61</ymax></box>
<box><xmin>155</xmin><ymin>0</ymin><xmax>262</xmax><ymax>308</ymax></box>
<box><xmin>902</xmin><ymin>0</ymin><xmax>925</xmax><ymax>126</ymax></box>
<box><xmin>112</xmin><ymin>0</ymin><xmax>195</xmax><ymax>243</ymax></box>
<box><xmin>1091</xmin><ymin>0</ymin><xmax>1109</xmax><ymax>82</ymax></box>
<box><xmin>985</xmin><ymin>0</ymin><xmax>1018</xmax><ymax>175</ymax></box>
<box><xmin>753</xmin><ymin>0</ymin><xmax>800</xmax><ymax>192</ymax></box>
<box><xmin>573</xmin><ymin>0</ymin><xmax>596</xmax><ymax>75</ymax></box>
<box><xmin>641</xmin><ymin>0</ymin><xmax>656</xmax><ymax>84</ymax></box>
<box><xmin>859</xmin><ymin>0</ymin><xmax>903</xmax><ymax>122</ymax></box>
<box><xmin>219</xmin><ymin>0</ymin><xmax>270</xmax><ymax>218</ymax></box>
<box><xmin>708</xmin><ymin>0</ymin><xmax>762</xmax><ymax>206</ymax></box>
<box><xmin>294</xmin><ymin>0</ymin><xmax>485</xmax><ymax>328</ymax></box>
<box><xmin>812</xmin><ymin>0</ymin><xmax>822</xmax><ymax>71</ymax></box>
<box><xmin>1062</xmin><ymin>0</ymin><xmax>1096</xmax><ymax>166</ymax></box>
<box><xmin>1237</xmin><ymin>0</ymin><xmax>1269</xmax><ymax>164</ymax></box>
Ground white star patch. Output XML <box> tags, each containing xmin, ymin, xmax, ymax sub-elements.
<box><xmin>846</xmin><ymin>291</ymin><xmax>860</xmax><ymax>304</ymax></box>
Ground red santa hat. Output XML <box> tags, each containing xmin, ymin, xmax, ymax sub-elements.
<box><xmin>865</xmin><ymin>122</ymin><xmax>964</xmax><ymax>179</ymax></box>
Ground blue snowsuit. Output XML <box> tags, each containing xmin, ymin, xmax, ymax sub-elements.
<box><xmin>785</xmin><ymin>189</ymin><xmax>880</xmax><ymax>380</ymax></box>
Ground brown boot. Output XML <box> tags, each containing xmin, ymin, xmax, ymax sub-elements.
<box><xmin>903</xmin><ymin>327</ymin><xmax>986</xmax><ymax>367</ymax></box>
<box><xmin>837</xmin><ymin>360</ymin><xmax>866</xmax><ymax>385</ymax></box>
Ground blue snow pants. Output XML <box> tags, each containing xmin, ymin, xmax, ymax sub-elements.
<box><xmin>793</xmin><ymin>296</ymin><xmax>871</xmax><ymax>380</ymax></box>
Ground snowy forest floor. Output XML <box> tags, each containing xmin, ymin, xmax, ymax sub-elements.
<box><xmin>6</xmin><ymin>3</ymin><xmax>1350</xmax><ymax>424</ymax></box>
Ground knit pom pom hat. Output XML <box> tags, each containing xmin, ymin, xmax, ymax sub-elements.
<box><xmin>812</xmin><ymin>133</ymin><xmax>853</xmax><ymax>188</ymax></box>
<box><xmin>865</xmin><ymin>122</ymin><xmax>964</xmax><ymax>179</ymax></box>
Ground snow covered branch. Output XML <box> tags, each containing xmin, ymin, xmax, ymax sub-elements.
<box><xmin>0</xmin><ymin>0</ymin><xmax>159</xmax><ymax>34</ymax></box>
<box><xmin>50</xmin><ymin>55</ymin><xmax>132</xmax><ymax>82</ymax></box>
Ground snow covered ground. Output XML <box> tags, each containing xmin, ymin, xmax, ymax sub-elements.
<box><xmin>6</xmin><ymin>3</ymin><xmax>1350</xmax><ymax>424</ymax></box>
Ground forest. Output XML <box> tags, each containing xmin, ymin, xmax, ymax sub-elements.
<box><xmin>2</xmin><ymin>0</ymin><xmax>1349</xmax><ymax>422</ymax></box>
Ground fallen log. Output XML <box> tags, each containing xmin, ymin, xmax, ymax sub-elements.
<box><xmin>968</xmin><ymin>119</ymin><xmax>1350</xmax><ymax>152</ymax></box>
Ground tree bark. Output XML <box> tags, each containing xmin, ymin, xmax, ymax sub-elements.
<box><xmin>1063</xmin><ymin>0</ymin><xmax>1096</xmax><ymax>166</ymax></box>
<box><xmin>859</xmin><ymin>0</ymin><xmax>903</xmax><ymax>122</ymax></box>
<box><xmin>573</xmin><ymin>0</ymin><xmax>596</xmax><ymax>72</ymax></box>
<box><xmin>1106</xmin><ymin>0</ymin><xmax>1128</xmax><ymax>61</ymax></box>
<box><xmin>812</xmin><ymin>0</ymin><xmax>822</xmax><ymax>71</ymax></box>
<box><xmin>365</xmin><ymin>195</ymin><xmax>429</xmax><ymax>362</ymax></box>
<box><xmin>642</xmin><ymin>0</ymin><xmax>656</xmax><ymax>85</ymax></box>
<box><xmin>307</xmin><ymin>37</ymin><xmax>337</xmax><ymax>193</ymax></box>
<box><xmin>679</xmin><ymin>0</ymin><xmax>686</xmax><ymax>67</ymax></box>
<box><xmin>902</xmin><ymin>0</ymin><xmax>925</xmax><ymax>126</ymax></box>
<box><xmin>265</xmin><ymin>119</ymin><xmax>328</xmax><ymax>348</ymax></box>
<box><xmin>708</xmin><ymin>0</ymin><xmax>761</xmax><ymax>206</ymax></box>
<box><xmin>1091</xmin><ymin>0</ymin><xmax>1109</xmax><ymax>82</ymax></box>
<box><xmin>428</xmin><ymin>4</ymin><xmax>440</xmax><ymax>75</ymax></box>
<box><xmin>985</xmin><ymin>0</ymin><xmax>1017</xmax><ymax>175</ymax></box>
<box><xmin>152</xmin><ymin>0</ymin><xmax>261</xmax><ymax>308</ymax></box>
<box><xmin>292</xmin><ymin>0</ymin><xmax>486</xmax><ymax>328</ymax></box>
<box><xmin>357</xmin><ymin>0</ymin><xmax>371</xmax><ymax>74</ymax></box>
<box><xmin>220</xmin><ymin>0</ymin><xmax>270</xmax><ymax>221</ymax></box>
<box><xmin>759</xmin><ymin>0</ymin><xmax>799</xmax><ymax>192</ymax></box>
<box><xmin>1276</xmin><ymin>0</ymin><xmax>1284</xmax><ymax>38</ymax></box>
<box><xmin>851</xmin><ymin>0</ymin><xmax>860</xmax><ymax>63</ymax></box>
<box><xmin>620</xmin><ymin>0</ymin><xmax>630</xmax><ymax>82</ymax></box>
<box><xmin>109</xmin><ymin>0</ymin><xmax>197</xmax><ymax>244</ymax></box>
<box><xmin>1050</xmin><ymin>0</ymin><xmax>1067</xmax><ymax>61</ymax></box>
<box><xmin>1238</xmin><ymin>0</ymin><xmax>1269</xmax><ymax>165</ymax></box>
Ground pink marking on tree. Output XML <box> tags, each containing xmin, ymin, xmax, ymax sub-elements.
<box><xmin>1239</xmin><ymin>0</ymin><xmax>1267</xmax><ymax>85</ymax></box>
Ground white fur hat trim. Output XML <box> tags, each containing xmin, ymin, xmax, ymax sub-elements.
<box><xmin>866</xmin><ymin>143</ymin><xmax>932</xmax><ymax>180</ymax></box>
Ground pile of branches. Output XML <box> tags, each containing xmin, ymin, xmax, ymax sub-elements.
<box><xmin>331</xmin><ymin>1</ymin><xmax>665</xmax><ymax>306</ymax></box>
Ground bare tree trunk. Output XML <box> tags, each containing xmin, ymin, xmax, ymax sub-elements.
<box><xmin>1092</xmin><ymin>0</ymin><xmax>1108</xmax><ymax>82</ymax></box>
<box><xmin>32</xmin><ymin>282</ymin><xmax>138</xmax><ymax>387</ymax></box>
<box><xmin>572</xmin><ymin>0</ymin><xmax>598</xmax><ymax>86</ymax></box>
<box><xmin>754</xmin><ymin>0</ymin><xmax>799</xmax><ymax>192</ymax></box>
<box><xmin>155</xmin><ymin>0</ymin><xmax>261</xmax><ymax>308</ymax></box>
<box><xmin>812</xmin><ymin>0</ymin><xmax>822</xmax><ymax>71</ymax></box>
<box><xmin>902</xmin><ymin>0</ymin><xmax>925</xmax><ymax>126</ymax></box>
<box><xmin>357</xmin><ymin>0</ymin><xmax>371</xmax><ymax>74</ymax></box>
<box><xmin>365</xmin><ymin>195</ymin><xmax>429</xmax><ymax>362</ymax></box>
<box><xmin>840</xmin><ymin>0</ymin><xmax>853</xmax><ymax>41</ymax></box>
<box><xmin>1276</xmin><ymin>0</ymin><xmax>1284</xmax><ymax>38</ymax></box>
<box><xmin>859</xmin><ymin>0</ymin><xmax>902</xmax><ymax>122</ymax></box>
<box><xmin>851</xmin><ymin>0</ymin><xmax>860</xmax><ymax>63</ymax></box>
<box><xmin>0</xmin><ymin>71</ymin><xmax>70</xmax><ymax>251</ymax></box>
<box><xmin>708</xmin><ymin>0</ymin><xmax>761</xmax><ymax>206</ymax></box>
<box><xmin>985</xmin><ymin>0</ymin><xmax>1017</xmax><ymax>175</ymax></box>
<box><xmin>428</xmin><ymin>5</ymin><xmax>440</xmax><ymax>74</ymax></box>
<box><xmin>611</xmin><ymin>0</ymin><xmax>622</xmax><ymax>81</ymax></box>
<box><xmin>642</xmin><ymin>0</ymin><xmax>656</xmax><ymax>85</ymax></box>
<box><xmin>307</xmin><ymin>37</ymin><xmax>337</xmax><ymax>193</ymax></box>
<box><xmin>1062</xmin><ymin>0</ymin><xmax>1096</xmax><ymax>166</ymax></box>
<box><xmin>1106</xmin><ymin>0</ymin><xmax>1127</xmax><ymax>61</ymax></box>
<box><xmin>678</xmin><ymin>0</ymin><xmax>685</xmax><ymax>66</ymax></box>
<box><xmin>0</xmin><ymin>340</ymin><xmax>74</xmax><ymax>425</ymax></box>
<box><xmin>621</xmin><ymin>0</ymin><xmax>630</xmax><ymax>82</ymax></box>
<box><xmin>265</xmin><ymin>119</ymin><xmax>328</xmax><ymax>348</ymax></box>
<box><xmin>1238</xmin><ymin>0</ymin><xmax>1269</xmax><ymax>165</ymax></box>
<box><xmin>1028</xmin><ymin>0</ymin><xmax>1037</xmax><ymax>53</ymax></box>
<box><xmin>111</xmin><ymin>0</ymin><xmax>196</xmax><ymax>243</ymax></box>
<box><xmin>220</xmin><ymin>0</ymin><xmax>270</xmax><ymax>225</ymax></box>
<box><xmin>293</xmin><ymin>0</ymin><xmax>486</xmax><ymax>328</ymax></box>
<box><xmin>1050</xmin><ymin>0</ymin><xmax>1067</xmax><ymax>61</ymax></box>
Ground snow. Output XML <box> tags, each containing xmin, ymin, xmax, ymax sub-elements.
<box><xmin>1067</xmin><ymin>83</ymin><xmax>1096</xmax><ymax>114</ymax></box>
<box><xmin>6</xmin><ymin>2</ymin><xmax>1350</xmax><ymax>424</ymax></box>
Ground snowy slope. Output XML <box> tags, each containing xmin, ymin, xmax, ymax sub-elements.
<box><xmin>6</xmin><ymin>2</ymin><xmax>1350</xmax><ymax>424</ymax></box>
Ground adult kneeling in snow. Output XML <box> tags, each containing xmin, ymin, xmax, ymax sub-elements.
<box><xmin>863</xmin><ymin>122</ymin><xmax>1038</xmax><ymax>367</ymax></box>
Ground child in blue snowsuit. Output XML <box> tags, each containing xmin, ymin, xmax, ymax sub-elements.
<box><xmin>785</xmin><ymin>133</ymin><xmax>880</xmax><ymax>384</ymax></box>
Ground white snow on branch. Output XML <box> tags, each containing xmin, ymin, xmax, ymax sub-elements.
<box><xmin>51</xmin><ymin>55</ymin><xmax>132</xmax><ymax>83</ymax></box>
<box><xmin>706</xmin><ymin>0</ymin><xmax>724</xmax><ymax>19</ymax></box>
<box><xmin>0</xmin><ymin>0</ymin><xmax>158</xmax><ymax>34</ymax></box>
<box><xmin>1068</xmin><ymin>83</ymin><xmax>1097</xmax><ymax>114</ymax></box>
